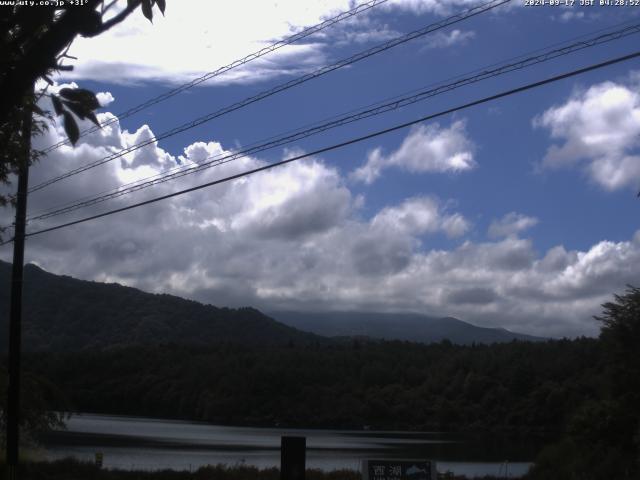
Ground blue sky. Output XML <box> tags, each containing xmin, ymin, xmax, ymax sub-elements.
<box><xmin>2</xmin><ymin>0</ymin><xmax>640</xmax><ymax>337</ymax></box>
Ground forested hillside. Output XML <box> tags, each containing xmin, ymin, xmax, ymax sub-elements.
<box><xmin>0</xmin><ymin>261</ymin><xmax>321</xmax><ymax>351</ymax></box>
<box><xmin>1</xmin><ymin>261</ymin><xmax>544</xmax><ymax>350</ymax></box>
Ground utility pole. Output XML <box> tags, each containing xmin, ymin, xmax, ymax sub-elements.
<box><xmin>6</xmin><ymin>100</ymin><xmax>33</xmax><ymax>480</ymax></box>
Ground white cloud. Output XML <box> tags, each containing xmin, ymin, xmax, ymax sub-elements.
<box><xmin>534</xmin><ymin>74</ymin><xmax>640</xmax><ymax>191</ymax></box>
<box><xmin>351</xmin><ymin>121</ymin><xmax>476</xmax><ymax>184</ymax></box>
<box><xmin>386</xmin><ymin>0</ymin><xmax>488</xmax><ymax>16</ymax></box>
<box><xmin>60</xmin><ymin>0</ymin><xmax>353</xmax><ymax>85</ymax></box>
<box><xmin>327</xmin><ymin>14</ymin><xmax>402</xmax><ymax>46</ymax></box>
<box><xmin>488</xmin><ymin>212</ymin><xmax>538</xmax><ymax>238</ymax></box>
<box><xmin>96</xmin><ymin>91</ymin><xmax>115</xmax><ymax>107</ymax></box>
<box><xmin>121</xmin><ymin>124</ymin><xmax>174</xmax><ymax>170</ymax></box>
<box><xmin>63</xmin><ymin>43</ymin><xmax>329</xmax><ymax>87</ymax></box>
<box><xmin>421</xmin><ymin>29</ymin><xmax>475</xmax><ymax>50</ymax></box>
<box><xmin>57</xmin><ymin>0</ymin><xmax>499</xmax><ymax>86</ymax></box>
<box><xmin>442</xmin><ymin>213</ymin><xmax>470</xmax><ymax>238</ymax></box>
<box><xmin>555</xmin><ymin>10</ymin><xmax>585</xmax><ymax>22</ymax></box>
<box><xmin>335</xmin><ymin>26</ymin><xmax>400</xmax><ymax>45</ymax></box>
<box><xmin>2</xmin><ymin>93</ymin><xmax>639</xmax><ymax>339</ymax></box>
<box><xmin>371</xmin><ymin>196</ymin><xmax>470</xmax><ymax>238</ymax></box>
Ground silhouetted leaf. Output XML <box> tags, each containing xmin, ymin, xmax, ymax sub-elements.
<box><xmin>51</xmin><ymin>95</ymin><xmax>64</xmax><ymax>116</ymax></box>
<box><xmin>85</xmin><ymin>111</ymin><xmax>101</xmax><ymax>128</ymax></box>
<box><xmin>62</xmin><ymin>100</ymin><xmax>87</xmax><ymax>120</ymax></box>
<box><xmin>141</xmin><ymin>0</ymin><xmax>153</xmax><ymax>21</ymax></box>
<box><xmin>62</xmin><ymin>111</ymin><xmax>79</xmax><ymax>146</ymax></box>
<box><xmin>59</xmin><ymin>88</ymin><xmax>100</xmax><ymax>110</ymax></box>
<box><xmin>77</xmin><ymin>9</ymin><xmax>103</xmax><ymax>36</ymax></box>
<box><xmin>155</xmin><ymin>0</ymin><xmax>166</xmax><ymax>15</ymax></box>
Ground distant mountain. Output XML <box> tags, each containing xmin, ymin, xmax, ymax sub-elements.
<box><xmin>270</xmin><ymin>311</ymin><xmax>546</xmax><ymax>345</ymax></box>
<box><xmin>0</xmin><ymin>261</ymin><xmax>321</xmax><ymax>352</ymax></box>
<box><xmin>0</xmin><ymin>260</ymin><xmax>543</xmax><ymax>352</ymax></box>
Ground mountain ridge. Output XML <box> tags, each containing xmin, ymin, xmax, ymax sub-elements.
<box><xmin>269</xmin><ymin>310</ymin><xmax>546</xmax><ymax>344</ymax></box>
<box><xmin>0</xmin><ymin>260</ymin><xmax>321</xmax><ymax>351</ymax></box>
<box><xmin>1</xmin><ymin>260</ymin><xmax>544</xmax><ymax>350</ymax></box>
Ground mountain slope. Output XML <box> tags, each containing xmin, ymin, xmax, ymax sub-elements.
<box><xmin>270</xmin><ymin>311</ymin><xmax>546</xmax><ymax>344</ymax></box>
<box><xmin>0</xmin><ymin>261</ymin><xmax>321</xmax><ymax>351</ymax></box>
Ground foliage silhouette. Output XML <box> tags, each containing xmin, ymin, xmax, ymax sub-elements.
<box><xmin>21</xmin><ymin>338</ymin><xmax>604</xmax><ymax>434</ymax></box>
<box><xmin>0</xmin><ymin>0</ymin><xmax>166</xmax><ymax>214</ymax></box>
<box><xmin>526</xmin><ymin>286</ymin><xmax>640</xmax><ymax>480</ymax></box>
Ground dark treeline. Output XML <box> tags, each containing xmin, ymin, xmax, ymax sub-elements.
<box><xmin>23</xmin><ymin>338</ymin><xmax>603</xmax><ymax>433</ymax></box>
<box><xmin>3</xmin><ymin>278</ymin><xmax>638</xmax><ymax>479</ymax></box>
<box><xmin>0</xmin><ymin>261</ymin><xmax>323</xmax><ymax>352</ymax></box>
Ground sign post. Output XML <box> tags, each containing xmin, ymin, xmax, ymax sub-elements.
<box><xmin>362</xmin><ymin>459</ymin><xmax>437</xmax><ymax>480</ymax></box>
<box><xmin>281</xmin><ymin>436</ymin><xmax>306</xmax><ymax>480</ymax></box>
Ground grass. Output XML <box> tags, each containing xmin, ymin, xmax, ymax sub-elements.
<box><xmin>0</xmin><ymin>458</ymin><xmax>509</xmax><ymax>480</ymax></box>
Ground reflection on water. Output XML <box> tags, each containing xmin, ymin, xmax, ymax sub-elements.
<box><xmin>41</xmin><ymin>414</ymin><xmax>538</xmax><ymax>478</ymax></box>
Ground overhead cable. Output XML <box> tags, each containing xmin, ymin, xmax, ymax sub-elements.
<box><xmin>29</xmin><ymin>0</ymin><xmax>511</xmax><ymax>193</ymax></box>
<box><xmin>26</xmin><ymin>22</ymin><xmax>640</xmax><ymax>222</ymax></box>
<box><xmin>41</xmin><ymin>0</ymin><xmax>391</xmax><ymax>153</ymax></box>
<box><xmin>8</xmin><ymin>49</ymin><xmax>637</xmax><ymax>243</ymax></box>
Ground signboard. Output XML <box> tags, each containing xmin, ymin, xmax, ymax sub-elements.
<box><xmin>362</xmin><ymin>459</ymin><xmax>437</xmax><ymax>480</ymax></box>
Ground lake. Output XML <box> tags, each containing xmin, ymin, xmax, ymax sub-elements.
<box><xmin>40</xmin><ymin>414</ymin><xmax>541</xmax><ymax>478</ymax></box>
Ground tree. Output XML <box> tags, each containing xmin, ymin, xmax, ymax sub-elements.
<box><xmin>597</xmin><ymin>285</ymin><xmax>640</xmax><ymax>404</ymax></box>
<box><xmin>0</xmin><ymin>0</ymin><xmax>166</xmax><ymax>211</ymax></box>
<box><xmin>0</xmin><ymin>367</ymin><xmax>70</xmax><ymax>449</ymax></box>
<box><xmin>0</xmin><ymin>0</ymin><xmax>167</xmax><ymax>461</ymax></box>
<box><xmin>595</xmin><ymin>285</ymin><xmax>640</xmax><ymax>476</ymax></box>
<box><xmin>527</xmin><ymin>286</ymin><xmax>640</xmax><ymax>480</ymax></box>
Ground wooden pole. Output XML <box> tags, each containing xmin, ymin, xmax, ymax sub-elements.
<box><xmin>281</xmin><ymin>436</ymin><xmax>306</xmax><ymax>480</ymax></box>
<box><xmin>6</xmin><ymin>101</ymin><xmax>33</xmax><ymax>480</ymax></box>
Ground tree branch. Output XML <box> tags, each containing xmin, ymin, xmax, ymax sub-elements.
<box><xmin>91</xmin><ymin>0</ymin><xmax>142</xmax><ymax>35</ymax></box>
<box><xmin>0</xmin><ymin>0</ymin><xmax>145</xmax><ymax>126</ymax></box>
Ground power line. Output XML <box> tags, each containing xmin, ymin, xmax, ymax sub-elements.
<box><xmin>25</xmin><ymin>22</ymin><xmax>640</xmax><ymax>223</ymax></box>
<box><xmin>41</xmin><ymin>0</ymin><xmax>391</xmax><ymax>154</ymax></box>
<box><xmin>10</xmin><ymin>49</ymin><xmax>639</xmax><ymax>243</ymax></box>
<box><xmin>29</xmin><ymin>0</ymin><xmax>510</xmax><ymax>193</ymax></box>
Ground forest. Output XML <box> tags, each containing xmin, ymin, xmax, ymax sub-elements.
<box><xmin>1</xmin><ymin>281</ymin><xmax>638</xmax><ymax>479</ymax></box>
<box><xmin>22</xmin><ymin>338</ymin><xmax>602</xmax><ymax>434</ymax></box>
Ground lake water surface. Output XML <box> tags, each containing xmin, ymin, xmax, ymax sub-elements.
<box><xmin>41</xmin><ymin>414</ymin><xmax>540</xmax><ymax>478</ymax></box>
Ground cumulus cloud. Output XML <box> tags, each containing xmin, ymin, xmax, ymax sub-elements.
<box><xmin>351</xmin><ymin>121</ymin><xmax>476</xmax><ymax>184</ymax></box>
<box><xmin>2</xmin><ymin>92</ymin><xmax>640</xmax><ymax>339</ymax></box>
<box><xmin>387</xmin><ymin>0</ymin><xmax>489</xmax><ymax>16</ymax></box>
<box><xmin>371</xmin><ymin>197</ymin><xmax>470</xmax><ymax>238</ymax></box>
<box><xmin>421</xmin><ymin>29</ymin><xmax>476</xmax><ymax>50</ymax></box>
<box><xmin>534</xmin><ymin>74</ymin><xmax>640</xmax><ymax>190</ymax></box>
<box><xmin>488</xmin><ymin>212</ymin><xmax>538</xmax><ymax>238</ymax></box>
<box><xmin>96</xmin><ymin>91</ymin><xmax>115</xmax><ymax>107</ymax></box>
<box><xmin>121</xmin><ymin>124</ymin><xmax>174</xmax><ymax>170</ymax></box>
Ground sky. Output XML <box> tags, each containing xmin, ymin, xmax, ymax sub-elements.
<box><xmin>2</xmin><ymin>0</ymin><xmax>640</xmax><ymax>337</ymax></box>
